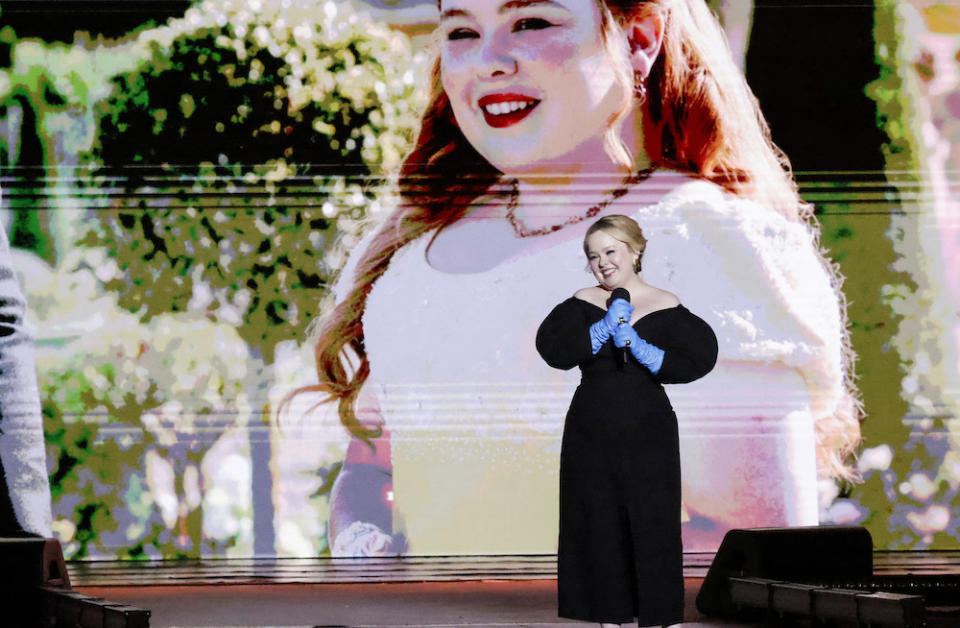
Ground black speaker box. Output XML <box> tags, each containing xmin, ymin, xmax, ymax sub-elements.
<box><xmin>696</xmin><ymin>525</ymin><xmax>874</xmax><ymax>617</ymax></box>
<box><xmin>0</xmin><ymin>536</ymin><xmax>71</xmax><ymax>625</ymax></box>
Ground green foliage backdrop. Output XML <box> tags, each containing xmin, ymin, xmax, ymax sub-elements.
<box><xmin>83</xmin><ymin>0</ymin><xmax>426</xmax><ymax>360</ymax></box>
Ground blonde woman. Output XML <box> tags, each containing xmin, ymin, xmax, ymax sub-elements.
<box><xmin>303</xmin><ymin>0</ymin><xmax>860</xmax><ymax>573</ymax></box>
<box><xmin>537</xmin><ymin>214</ymin><xmax>716</xmax><ymax>626</ymax></box>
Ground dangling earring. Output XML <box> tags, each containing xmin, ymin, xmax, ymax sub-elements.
<box><xmin>633</xmin><ymin>70</ymin><xmax>647</xmax><ymax>105</ymax></box>
<box><xmin>633</xmin><ymin>255</ymin><xmax>642</xmax><ymax>273</ymax></box>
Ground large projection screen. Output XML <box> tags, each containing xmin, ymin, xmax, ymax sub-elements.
<box><xmin>0</xmin><ymin>0</ymin><xmax>957</xmax><ymax>560</ymax></box>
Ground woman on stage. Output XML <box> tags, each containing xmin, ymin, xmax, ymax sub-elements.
<box><xmin>299</xmin><ymin>0</ymin><xmax>859</xmax><ymax>560</ymax></box>
<box><xmin>537</xmin><ymin>215</ymin><xmax>716</xmax><ymax>626</ymax></box>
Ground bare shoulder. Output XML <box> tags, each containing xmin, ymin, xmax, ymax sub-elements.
<box><xmin>637</xmin><ymin>285</ymin><xmax>681</xmax><ymax>315</ymax></box>
<box><xmin>574</xmin><ymin>286</ymin><xmax>607</xmax><ymax>308</ymax></box>
<box><xmin>652</xmin><ymin>287</ymin><xmax>682</xmax><ymax>308</ymax></box>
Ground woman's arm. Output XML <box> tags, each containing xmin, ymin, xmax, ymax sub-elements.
<box><xmin>654</xmin><ymin>309</ymin><xmax>719</xmax><ymax>384</ymax></box>
<box><xmin>328</xmin><ymin>386</ymin><xmax>399</xmax><ymax>556</ymax></box>
<box><xmin>535</xmin><ymin>298</ymin><xmax>594</xmax><ymax>370</ymax></box>
<box><xmin>653</xmin><ymin>191</ymin><xmax>853</xmax><ymax>438</ymax></box>
<box><xmin>643</xmin><ymin>190</ymin><xmax>854</xmax><ymax>542</ymax></box>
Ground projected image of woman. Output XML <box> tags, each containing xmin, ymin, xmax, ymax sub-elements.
<box><xmin>305</xmin><ymin>0</ymin><xmax>860</xmax><ymax>566</ymax></box>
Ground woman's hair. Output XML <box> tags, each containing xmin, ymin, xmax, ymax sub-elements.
<box><xmin>585</xmin><ymin>215</ymin><xmax>647</xmax><ymax>273</ymax></box>
<box><xmin>306</xmin><ymin>0</ymin><xmax>861</xmax><ymax>477</ymax></box>
<box><xmin>615</xmin><ymin>0</ymin><xmax>805</xmax><ymax>220</ymax></box>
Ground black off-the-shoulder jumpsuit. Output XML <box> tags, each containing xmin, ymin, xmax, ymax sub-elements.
<box><xmin>536</xmin><ymin>298</ymin><xmax>718</xmax><ymax>626</ymax></box>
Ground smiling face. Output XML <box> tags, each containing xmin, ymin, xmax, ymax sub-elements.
<box><xmin>438</xmin><ymin>0</ymin><xmax>627</xmax><ymax>175</ymax></box>
<box><xmin>585</xmin><ymin>228</ymin><xmax>638</xmax><ymax>290</ymax></box>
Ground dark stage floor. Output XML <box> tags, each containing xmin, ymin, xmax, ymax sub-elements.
<box><xmin>70</xmin><ymin>552</ymin><xmax>960</xmax><ymax>627</ymax></box>
<box><xmin>76</xmin><ymin>578</ymin><xmax>738</xmax><ymax>628</ymax></box>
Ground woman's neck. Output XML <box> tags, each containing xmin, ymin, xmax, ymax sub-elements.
<box><xmin>596</xmin><ymin>270</ymin><xmax>646</xmax><ymax>292</ymax></box>
<box><xmin>509</xmin><ymin>168</ymin><xmax>642</xmax><ymax>234</ymax></box>
<box><xmin>507</xmin><ymin>113</ymin><xmax>650</xmax><ymax>231</ymax></box>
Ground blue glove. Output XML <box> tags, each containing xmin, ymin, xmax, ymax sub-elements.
<box><xmin>589</xmin><ymin>298</ymin><xmax>634</xmax><ymax>354</ymax></box>
<box><xmin>612</xmin><ymin>324</ymin><xmax>665</xmax><ymax>374</ymax></box>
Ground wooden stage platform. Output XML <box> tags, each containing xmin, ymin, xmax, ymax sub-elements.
<box><xmin>68</xmin><ymin>552</ymin><xmax>960</xmax><ymax>627</ymax></box>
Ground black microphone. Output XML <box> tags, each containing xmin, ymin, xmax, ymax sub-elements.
<box><xmin>609</xmin><ymin>288</ymin><xmax>631</xmax><ymax>368</ymax></box>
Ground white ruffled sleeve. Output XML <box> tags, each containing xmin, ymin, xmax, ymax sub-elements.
<box><xmin>641</xmin><ymin>182</ymin><xmax>854</xmax><ymax>469</ymax></box>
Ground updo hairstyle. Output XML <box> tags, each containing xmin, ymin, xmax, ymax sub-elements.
<box><xmin>584</xmin><ymin>214</ymin><xmax>648</xmax><ymax>273</ymax></box>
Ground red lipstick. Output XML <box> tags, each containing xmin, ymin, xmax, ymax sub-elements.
<box><xmin>478</xmin><ymin>93</ymin><xmax>540</xmax><ymax>129</ymax></box>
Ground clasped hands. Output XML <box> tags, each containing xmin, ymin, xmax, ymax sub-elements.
<box><xmin>589</xmin><ymin>297</ymin><xmax>664</xmax><ymax>374</ymax></box>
